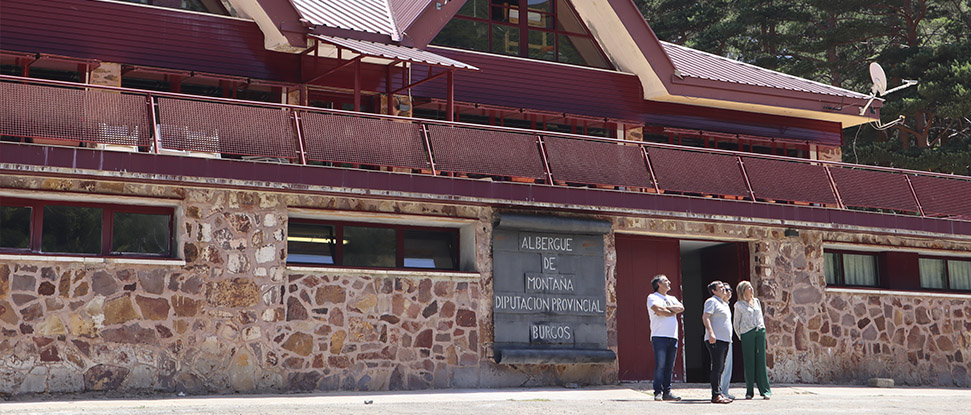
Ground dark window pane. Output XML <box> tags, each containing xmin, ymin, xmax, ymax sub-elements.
<box><xmin>404</xmin><ymin>229</ymin><xmax>458</xmax><ymax>269</ymax></box>
<box><xmin>544</xmin><ymin>121</ymin><xmax>574</xmax><ymax>134</ymax></box>
<box><xmin>42</xmin><ymin>205</ymin><xmax>101</xmax><ymax>254</ymax></box>
<box><xmin>558</xmin><ymin>35</ymin><xmax>610</xmax><ymax>68</ymax></box>
<box><xmin>433</xmin><ymin>19</ymin><xmax>490</xmax><ymax>52</ymax></box>
<box><xmin>287</xmin><ymin>223</ymin><xmax>336</xmax><ymax>264</ymax></box>
<box><xmin>823</xmin><ymin>252</ymin><xmax>840</xmax><ymax>285</ymax></box>
<box><xmin>122</xmin><ymin>77</ymin><xmax>172</xmax><ymax>93</ymax></box>
<box><xmin>0</xmin><ymin>206</ymin><xmax>31</xmax><ymax>249</ymax></box>
<box><xmin>491</xmin><ymin>2</ymin><xmax>514</xmax><ymax>24</ymax></box>
<box><xmin>492</xmin><ymin>24</ymin><xmax>520</xmax><ymax>56</ymax></box>
<box><xmin>500</xmin><ymin>117</ymin><xmax>533</xmax><ymax>129</ymax></box>
<box><xmin>180</xmin><ymin>83</ymin><xmax>223</xmax><ymax>97</ymax></box>
<box><xmin>343</xmin><ymin>226</ymin><xmax>395</xmax><ymax>268</ymax></box>
<box><xmin>112</xmin><ymin>212</ymin><xmax>171</xmax><ymax>255</ymax></box>
<box><xmin>457</xmin><ymin>0</ymin><xmax>489</xmax><ymax>18</ymax></box>
<box><xmin>28</xmin><ymin>67</ymin><xmax>83</xmax><ymax>82</ymax></box>
<box><xmin>527</xmin><ymin>0</ymin><xmax>551</xmax><ymax>13</ymax></box>
<box><xmin>528</xmin><ymin>30</ymin><xmax>556</xmax><ymax>61</ymax></box>
<box><xmin>555</xmin><ymin>0</ymin><xmax>584</xmax><ymax>33</ymax></box>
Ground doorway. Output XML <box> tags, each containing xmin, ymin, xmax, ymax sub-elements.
<box><xmin>615</xmin><ymin>234</ymin><xmax>748</xmax><ymax>383</ymax></box>
<box><xmin>681</xmin><ymin>241</ymin><xmax>748</xmax><ymax>383</ymax></box>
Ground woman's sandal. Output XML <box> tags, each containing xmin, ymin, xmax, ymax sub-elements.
<box><xmin>711</xmin><ymin>395</ymin><xmax>733</xmax><ymax>404</ymax></box>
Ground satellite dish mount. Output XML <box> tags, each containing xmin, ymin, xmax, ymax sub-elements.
<box><xmin>859</xmin><ymin>62</ymin><xmax>917</xmax><ymax>129</ymax></box>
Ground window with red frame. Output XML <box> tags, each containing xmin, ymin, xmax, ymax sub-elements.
<box><xmin>0</xmin><ymin>198</ymin><xmax>174</xmax><ymax>257</ymax></box>
<box><xmin>824</xmin><ymin>250</ymin><xmax>879</xmax><ymax>287</ymax></box>
<box><xmin>287</xmin><ymin>220</ymin><xmax>459</xmax><ymax>270</ymax></box>
<box><xmin>433</xmin><ymin>0</ymin><xmax>612</xmax><ymax>69</ymax></box>
<box><xmin>919</xmin><ymin>257</ymin><xmax>971</xmax><ymax>291</ymax></box>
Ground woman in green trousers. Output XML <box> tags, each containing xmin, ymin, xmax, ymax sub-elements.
<box><xmin>733</xmin><ymin>281</ymin><xmax>772</xmax><ymax>399</ymax></box>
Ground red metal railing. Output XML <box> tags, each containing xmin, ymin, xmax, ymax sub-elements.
<box><xmin>2</xmin><ymin>74</ymin><xmax>970</xmax><ymax>221</ymax></box>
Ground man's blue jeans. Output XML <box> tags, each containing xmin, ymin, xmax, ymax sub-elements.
<box><xmin>651</xmin><ymin>336</ymin><xmax>678</xmax><ymax>395</ymax></box>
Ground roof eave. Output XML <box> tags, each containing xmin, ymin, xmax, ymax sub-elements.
<box><xmin>311</xmin><ymin>26</ymin><xmax>396</xmax><ymax>44</ymax></box>
<box><xmin>667</xmin><ymin>76</ymin><xmax>881</xmax><ymax>127</ymax></box>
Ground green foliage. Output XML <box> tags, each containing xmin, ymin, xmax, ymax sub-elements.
<box><xmin>636</xmin><ymin>0</ymin><xmax>971</xmax><ymax>175</ymax></box>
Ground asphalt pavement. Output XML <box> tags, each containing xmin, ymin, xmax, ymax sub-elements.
<box><xmin>2</xmin><ymin>383</ymin><xmax>970</xmax><ymax>414</ymax></box>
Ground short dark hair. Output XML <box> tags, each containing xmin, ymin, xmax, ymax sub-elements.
<box><xmin>651</xmin><ymin>274</ymin><xmax>666</xmax><ymax>292</ymax></box>
<box><xmin>707</xmin><ymin>281</ymin><xmax>724</xmax><ymax>296</ymax></box>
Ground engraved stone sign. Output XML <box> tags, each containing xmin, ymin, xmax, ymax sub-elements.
<box><xmin>492</xmin><ymin>214</ymin><xmax>614</xmax><ymax>364</ymax></box>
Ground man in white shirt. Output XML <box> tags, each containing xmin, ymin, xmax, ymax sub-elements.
<box><xmin>646</xmin><ymin>274</ymin><xmax>684</xmax><ymax>401</ymax></box>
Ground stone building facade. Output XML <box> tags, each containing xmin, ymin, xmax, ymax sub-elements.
<box><xmin>2</xmin><ymin>167</ymin><xmax>969</xmax><ymax>396</ymax></box>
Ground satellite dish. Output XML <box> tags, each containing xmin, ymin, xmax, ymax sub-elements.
<box><xmin>859</xmin><ymin>62</ymin><xmax>916</xmax><ymax>117</ymax></box>
<box><xmin>870</xmin><ymin>62</ymin><xmax>887</xmax><ymax>96</ymax></box>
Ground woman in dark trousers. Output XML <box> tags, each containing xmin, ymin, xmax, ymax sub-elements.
<box><xmin>702</xmin><ymin>280</ymin><xmax>733</xmax><ymax>404</ymax></box>
<box><xmin>734</xmin><ymin>280</ymin><xmax>772</xmax><ymax>399</ymax></box>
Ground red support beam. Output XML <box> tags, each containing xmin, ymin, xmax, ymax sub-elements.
<box><xmin>386</xmin><ymin>64</ymin><xmax>394</xmax><ymax>115</ymax></box>
<box><xmin>305</xmin><ymin>54</ymin><xmax>365</xmax><ymax>85</ymax></box>
<box><xmin>390</xmin><ymin>70</ymin><xmax>448</xmax><ymax>95</ymax></box>
<box><xmin>446</xmin><ymin>70</ymin><xmax>454</xmax><ymax>122</ymax></box>
<box><xmin>354</xmin><ymin>59</ymin><xmax>361</xmax><ymax>112</ymax></box>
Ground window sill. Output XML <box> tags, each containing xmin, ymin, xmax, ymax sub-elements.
<box><xmin>825</xmin><ymin>286</ymin><xmax>971</xmax><ymax>299</ymax></box>
<box><xmin>0</xmin><ymin>253</ymin><xmax>185</xmax><ymax>266</ymax></box>
<box><xmin>286</xmin><ymin>265</ymin><xmax>480</xmax><ymax>280</ymax></box>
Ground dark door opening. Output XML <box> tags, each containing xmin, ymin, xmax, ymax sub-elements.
<box><xmin>681</xmin><ymin>241</ymin><xmax>749</xmax><ymax>383</ymax></box>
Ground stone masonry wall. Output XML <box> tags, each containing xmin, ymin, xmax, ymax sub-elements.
<box><xmin>0</xmin><ymin>176</ymin><xmax>617</xmax><ymax>396</ymax></box>
<box><xmin>2</xmin><ymin>173</ymin><xmax>968</xmax><ymax>395</ymax></box>
<box><xmin>613</xmin><ymin>217</ymin><xmax>971</xmax><ymax>387</ymax></box>
<box><xmin>759</xmin><ymin>231</ymin><xmax>971</xmax><ymax>387</ymax></box>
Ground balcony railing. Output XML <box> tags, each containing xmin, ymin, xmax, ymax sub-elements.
<box><xmin>2</xmin><ymin>74</ymin><xmax>970</xmax><ymax>221</ymax></box>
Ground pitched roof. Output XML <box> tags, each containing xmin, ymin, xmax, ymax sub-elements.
<box><xmin>388</xmin><ymin>0</ymin><xmax>434</xmax><ymax>34</ymax></box>
<box><xmin>661</xmin><ymin>41</ymin><xmax>869</xmax><ymax>100</ymax></box>
<box><xmin>290</xmin><ymin>0</ymin><xmax>399</xmax><ymax>41</ymax></box>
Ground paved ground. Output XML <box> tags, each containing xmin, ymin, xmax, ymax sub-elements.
<box><xmin>3</xmin><ymin>383</ymin><xmax>970</xmax><ymax>415</ymax></box>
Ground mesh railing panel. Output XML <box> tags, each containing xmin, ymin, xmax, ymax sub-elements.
<box><xmin>910</xmin><ymin>175</ymin><xmax>971</xmax><ymax>217</ymax></box>
<box><xmin>648</xmin><ymin>147</ymin><xmax>750</xmax><ymax>197</ymax></box>
<box><xmin>426</xmin><ymin>125</ymin><xmax>546</xmax><ymax>179</ymax></box>
<box><xmin>742</xmin><ymin>157</ymin><xmax>837</xmax><ymax>204</ymax></box>
<box><xmin>157</xmin><ymin>98</ymin><xmax>297</xmax><ymax>158</ymax></box>
<box><xmin>300</xmin><ymin>112</ymin><xmax>429</xmax><ymax>170</ymax></box>
<box><xmin>829</xmin><ymin>167</ymin><xmax>919</xmax><ymax>212</ymax></box>
<box><xmin>543</xmin><ymin>137</ymin><xmax>652</xmax><ymax>187</ymax></box>
<box><xmin>0</xmin><ymin>82</ymin><xmax>151</xmax><ymax>146</ymax></box>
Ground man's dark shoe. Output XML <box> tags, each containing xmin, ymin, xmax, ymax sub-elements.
<box><xmin>662</xmin><ymin>393</ymin><xmax>682</xmax><ymax>401</ymax></box>
<box><xmin>654</xmin><ymin>393</ymin><xmax>663</xmax><ymax>401</ymax></box>
<box><xmin>711</xmin><ymin>394</ymin><xmax>733</xmax><ymax>404</ymax></box>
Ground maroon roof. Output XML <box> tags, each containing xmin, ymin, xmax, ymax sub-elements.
<box><xmin>389</xmin><ymin>0</ymin><xmax>434</xmax><ymax>33</ymax></box>
<box><xmin>417</xmin><ymin>48</ymin><xmax>844</xmax><ymax>145</ymax></box>
<box><xmin>661</xmin><ymin>42</ymin><xmax>869</xmax><ymax>100</ymax></box>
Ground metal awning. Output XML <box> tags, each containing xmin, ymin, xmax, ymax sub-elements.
<box><xmin>309</xmin><ymin>34</ymin><xmax>478</xmax><ymax>71</ymax></box>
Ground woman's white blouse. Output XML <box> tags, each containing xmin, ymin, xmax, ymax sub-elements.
<box><xmin>733</xmin><ymin>298</ymin><xmax>766</xmax><ymax>335</ymax></box>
